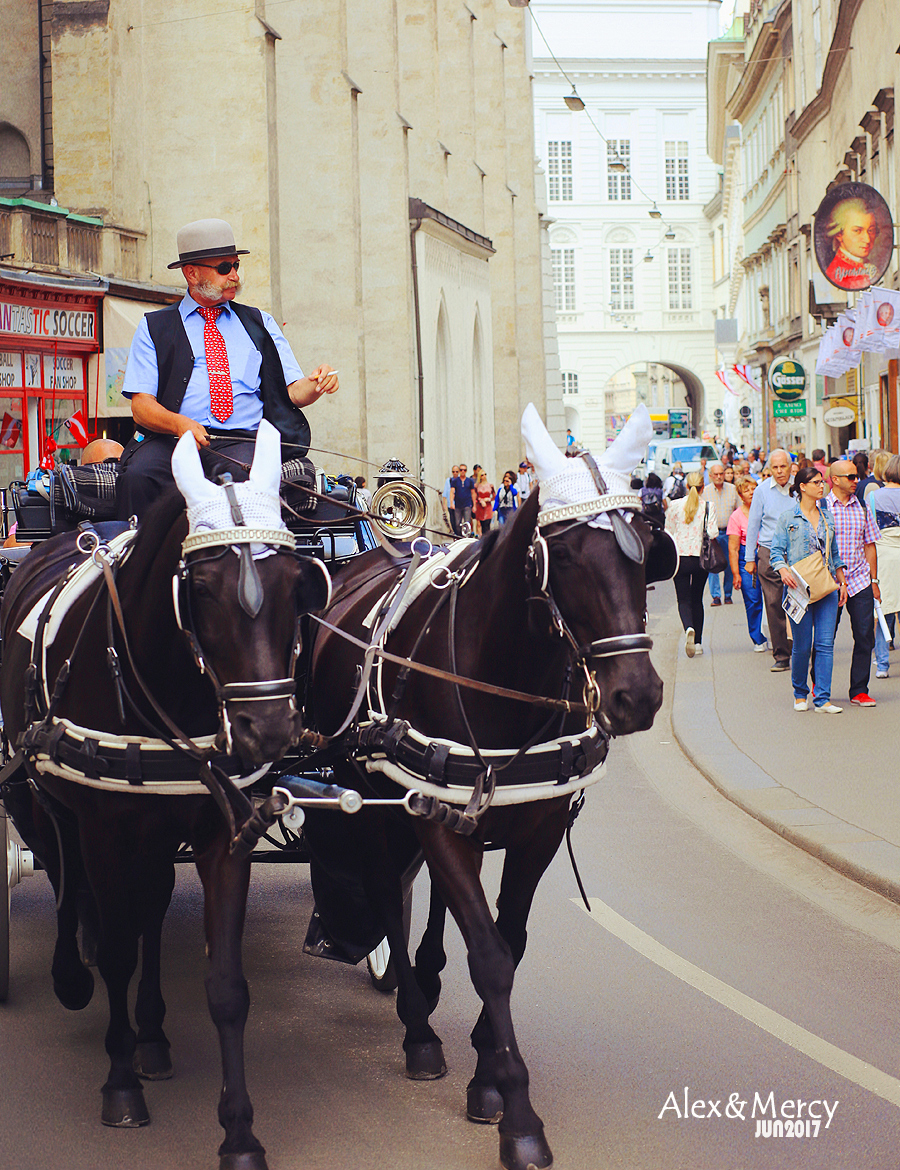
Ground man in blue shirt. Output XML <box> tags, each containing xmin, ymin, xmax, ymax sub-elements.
<box><xmin>745</xmin><ymin>448</ymin><xmax>794</xmax><ymax>670</ymax></box>
<box><xmin>117</xmin><ymin>218</ymin><xmax>338</xmax><ymax>518</ymax></box>
<box><xmin>450</xmin><ymin>464</ymin><xmax>475</xmax><ymax>534</ymax></box>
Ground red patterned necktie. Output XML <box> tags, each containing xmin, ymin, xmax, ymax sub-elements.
<box><xmin>197</xmin><ymin>305</ymin><xmax>233</xmax><ymax>422</ymax></box>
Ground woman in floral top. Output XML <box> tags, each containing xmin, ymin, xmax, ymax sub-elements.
<box><xmin>665</xmin><ymin>471</ymin><xmax>719</xmax><ymax>658</ymax></box>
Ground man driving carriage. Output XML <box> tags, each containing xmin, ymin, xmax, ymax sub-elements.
<box><xmin>116</xmin><ymin>218</ymin><xmax>338</xmax><ymax>519</ymax></box>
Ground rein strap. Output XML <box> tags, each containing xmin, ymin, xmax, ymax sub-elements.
<box><xmin>310</xmin><ymin>614</ymin><xmax>590</xmax><ymax>715</ymax></box>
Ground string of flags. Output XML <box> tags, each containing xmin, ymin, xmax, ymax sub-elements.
<box><xmin>715</xmin><ymin>364</ymin><xmax>762</xmax><ymax>396</ymax></box>
<box><xmin>815</xmin><ymin>287</ymin><xmax>900</xmax><ymax>377</ymax></box>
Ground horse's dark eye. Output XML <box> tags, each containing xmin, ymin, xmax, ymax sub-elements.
<box><xmin>550</xmin><ymin>545</ymin><xmax>571</xmax><ymax>565</ymax></box>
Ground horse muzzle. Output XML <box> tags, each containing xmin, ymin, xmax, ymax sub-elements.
<box><xmin>216</xmin><ymin>680</ymin><xmax>304</xmax><ymax>769</ymax></box>
<box><xmin>597</xmin><ymin>657</ymin><xmax>663</xmax><ymax>736</ymax></box>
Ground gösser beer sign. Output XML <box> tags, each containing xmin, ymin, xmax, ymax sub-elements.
<box><xmin>769</xmin><ymin>359</ymin><xmax>806</xmax><ymax>401</ymax></box>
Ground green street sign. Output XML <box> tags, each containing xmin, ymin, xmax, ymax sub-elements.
<box><xmin>773</xmin><ymin>398</ymin><xmax>807</xmax><ymax>418</ymax></box>
<box><xmin>770</xmin><ymin>359</ymin><xmax>807</xmax><ymax>401</ymax></box>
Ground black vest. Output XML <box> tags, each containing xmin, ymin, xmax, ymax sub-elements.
<box><xmin>143</xmin><ymin>300</ymin><xmax>311</xmax><ymax>455</ymax></box>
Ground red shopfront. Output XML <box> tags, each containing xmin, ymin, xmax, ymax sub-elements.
<box><xmin>0</xmin><ymin>274</ymin><xmax>104</xmax><ymax>482</ymax></box>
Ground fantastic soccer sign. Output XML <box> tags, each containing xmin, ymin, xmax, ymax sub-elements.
<box><xmin>814</xmin><ymin>182</ymin><xmax>894</xmax><ymax>292</ymax></box>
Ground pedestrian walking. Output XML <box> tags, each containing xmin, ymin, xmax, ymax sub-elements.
<box><xmin>745</xmin><ymin>449</ymin><xmax>795</xmax><ymax>672</ymax></box>
<box><xmin>516</xmin><ymin>460</ymin><xmax>536</xmax><ymax>503</ymax></box>
<box><xmin>770</xmin><ymin>467</ymin><xmax>847</xmax><ymax>713</ymax></box>
<box><xmin>473</xmin><ymin>468</ymin><xmax>495</xmax><ymax>536</ymax></box>
<box><xmin>703</xmin><ymin>462</ymin><xmax>739</xmax><ymax>606</ymax></box>
<box><xmin>450</xmin><ymin>463</ymin><xmax>475</xmax><ymax>535</ymax></box>
<box><xmin>494</xmin><ymin>471</ymin><xmax>518</xmax><ymax>526</ymax></box>
<box><xmin>726</xmin><ymin>476</ymin><xmax>767</xmax><ymax>651</ymax></box>
<box><xmin>866</xmin><ymin>453</ymin><xmax>900</xmax><ymax>677</ymax></box>
<box><xmin>824</xmin><ymin>459</ymin><xmax>882</xmax><ymax>706</ymax></box>
<box><xmin>665</xmin><ymin>471</ymin><xmax>719</xmax><ymax>658</ymax></box>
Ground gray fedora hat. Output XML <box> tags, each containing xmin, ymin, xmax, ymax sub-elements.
<box><xmin>167</xmin><ymin>218</ymin><xmax>249</xmax><ymax>269</ymax></box>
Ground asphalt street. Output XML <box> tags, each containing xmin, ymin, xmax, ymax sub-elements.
<box><xmin>3</xmin><ymin>589</ymin><xmax>900</xmax><ymax>1169</ymax></box>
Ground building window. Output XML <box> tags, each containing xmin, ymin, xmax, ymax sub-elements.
<box><xmin>609</xmin><ymin>248</ymin><xmax>634</xmax><ymax>311</ymax></box>
<box><xmin>552</xmin><ymin>248</ymin><xmax>576</xmax><ymax>311</ymax></box>
<box><xmin>607</xmin><ymin>140</ymin><xmax>631</xmax><ymax>200</ymax></box>
<box><xmin>562</xmin><ymin>372</ymin><xmax>579</xmax><ymax>395</ymax></box>
<box><xmin>667</xmin><ymin>248</ymin><xmax>692</xmax><ymax>310</ymax></box>
<box><xmin>547</xmin><ymin>140</ymin><xmax>573</xmax><ymax>201</ymax></box>
<box><xmin>665</xmin><ymin>140</ymin><xmax>689</xmax><ymax>200</ymax></box>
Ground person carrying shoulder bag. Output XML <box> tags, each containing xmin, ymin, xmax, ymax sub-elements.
<box><xmin>770</xmin><ymin>466</ymin><xmax>848</xmax><ymax>713</ymax></box>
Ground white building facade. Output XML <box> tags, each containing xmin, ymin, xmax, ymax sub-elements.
<box><xmin>531</xmin><ymin>0</ymin><xmax>723</xmax><ymax>451</ymax></box>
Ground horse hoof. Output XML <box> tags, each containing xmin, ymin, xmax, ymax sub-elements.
<box><xmin>134</xmin><ymin>1041</ymin><xmax>173</xmax><ymax>1080</ymax></box>
<box><xmin>53</xmin><ymin>964</ymin><xmax>94</xmax><ymax>1011</ymax></box>
<box><xmin>499</xmin><ymin>1130</ymin><xmax>553</xmax><ymax>1170</ymax></box>
<box><xmin>101</xmin><ymin>1086</ymin><xmax>150</xmax><ymax>1128</ymax></box>
<box><xmin>405</xmin><ymin>1040</ymin><xmax>447</xmax><ymax>1080</ymax></box>
<box><xmin>466</xmin><ymin>1079</ymin><xmax>504</xmax><ymax>1124</ymax></box>
<box><xmin>219</xmin><ymin>1152</ymin><xmax>269</xmax><ymax>1170</ymax></box>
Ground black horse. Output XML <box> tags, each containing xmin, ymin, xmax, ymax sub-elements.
<box><xmin>303</xmin><ymin>473</ymin><xmax>673</xmax><ymax>1170</ymax></box>
<box><xmin>0</xmin><ymin>425</ymin><xmax>330</xmax><ymax>1170</ymax></box>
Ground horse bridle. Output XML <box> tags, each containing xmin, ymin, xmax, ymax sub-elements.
<box><xmin>172</xmin><ymin>479</ymin><xmax>310</xmax><ymax>754</ymax></box>
<box><xmin>529</xmin><ymin>452</ymin><xmax>654</xmax><ymax>709</ymax></box>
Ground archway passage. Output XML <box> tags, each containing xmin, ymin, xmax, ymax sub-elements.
<box><xmin>604</xmin><ymin>361</ymin><xmax>703</xmax><ymax>441</ymax></box>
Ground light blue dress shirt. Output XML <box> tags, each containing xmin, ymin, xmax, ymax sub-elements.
<box><xmin>745</xmin><ymin>477</ymin><xmax>795</xmax><ymax>560</ymax></box>
<box><xmin>121</xmin><ymin>294</ymin><xmax>304</xmax><ymax>430</ymax></box>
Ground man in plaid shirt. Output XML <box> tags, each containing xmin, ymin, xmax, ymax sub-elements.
<box><xmin>825</xmin><ymin>459</ymin><xmax>881</xmax><ymax>706</ymax></box>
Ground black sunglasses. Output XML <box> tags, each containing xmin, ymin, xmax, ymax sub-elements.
<box><xmin>196</xmin><ymin>259</ymin><xmax>241</xmax><ymax>275</ymax></box>
<box><xmin>835</xmin><ymin>473</ymin><xmax>859</xmax><ymax>481</ymax></box>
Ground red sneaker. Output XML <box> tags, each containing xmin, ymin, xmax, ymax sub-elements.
<box><xmin>850</xmin><ymin>693</ymin><xmax>877</xmax><ymax>708</ymax></box>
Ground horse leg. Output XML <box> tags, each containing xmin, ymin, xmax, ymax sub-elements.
<box><xmin>365</xmin><ymin>821</ymin><xmax>447</xmax><ymax>1080</ymax></box>
<box><xmin>29</xmin><ymin>798</ymin><xmax>96</xmax><ymax>1012</ymax></box>
<box><xmin>193</xmin><ymin>823</ymin><xmax>267</xmax><ymax>1170</ymax></box>
<box><xmin>78</xmin><ymin>821</ymin><xmax>150</xmax><ymax>1128</ymax></box>
<box><xmin>467</xmin><ymin>805</ymin><xmax>570</xmax><ymax>1131</ymax></box>
<box><xmin>134</xmin><ymin>855</ymin><xmax>176</xmax><ymax>1081</ymax></box>
<box><xmin>413</xmin><ymin>880</ymin><xmax>447</xmax><ymax>1013</ymax></box>
<box><xmin>420</xmin><ymin>822</ymin><xmax>554</xmax><ymax>1170</ymax></box>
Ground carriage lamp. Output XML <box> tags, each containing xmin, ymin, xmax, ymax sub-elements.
<box><xmin>372</xmin><ymin>458</ymin><xmax>427</xmax><ymax>540</ymax></box>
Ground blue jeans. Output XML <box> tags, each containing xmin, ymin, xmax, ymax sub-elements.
<box><xmin>875</xmin><ymin>610</ymin><xmax>896</xmax><ymax>673</ymax></box>
<box><xmin>707</xmin><ymin>531</ymin><xmax>733</xmax><ymax>600</ymax></box>
<box><xmin>790</xmin><ymin>590</ymin><xmax>839</xmax><ymax>706</ymax></box>
<box><xmin>737</xmin><ymin>547</ymin><xmax>765</xmax><ymax>645</ymax></box>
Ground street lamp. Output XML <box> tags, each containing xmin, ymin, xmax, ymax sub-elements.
<box><xmin>649</xmin><ymin>203</ymin><xmax>662</xmax><ymax>219</ymax></box>
<box><xmin>564</xmin><ymin>87</ymin><xmax>585</xmax><ymax>111</ymax></box>
<box><xmin>608</xmin><ymin>155</ymin><xmax>627</xmax><ymax>173</ymax></box>
<box><xmin>664</xmin><ymin>227</ymin><xmax>676</xmax><ymax>240</ymax></box>
<box><xmin>643</xmin><ymin>250</ymin><xmax>654</xmax><ymax>263</ymax></box>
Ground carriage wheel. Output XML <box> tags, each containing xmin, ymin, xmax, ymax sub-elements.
<box><xmin>1</xmin><ymin>805</ymin><xmax>34</xmax><ymax>1003</ymax></box>
<box><xmin>1</xmin><ymin>807</ymin><xmax>10</xmax><ymax>1002</ymax></box>
<box><xmin>366</xmin><ymin>884</ymin><xmax>413</xmax><ymax>994</ymax></box>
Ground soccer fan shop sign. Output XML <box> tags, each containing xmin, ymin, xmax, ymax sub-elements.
<box><xmin>0</xmin><ymin>299</ymin><xmax>97</xmax><ymax>343</ymax></box>
<box><xmin>770</xmin><ymin>359</ymin><xmax>807</xmax><ymax>419</ymax></box>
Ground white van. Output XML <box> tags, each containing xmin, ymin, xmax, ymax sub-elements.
<box><xmin>646</xmin><ymin>439</ymin><xmax>718</xmax><ymax>478</ymax></box>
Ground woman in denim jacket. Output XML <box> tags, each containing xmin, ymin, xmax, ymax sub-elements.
<box><xmin>770</xmin><ymin>466</ymin><xmax>848</xmax><ymax>713</ymax></box>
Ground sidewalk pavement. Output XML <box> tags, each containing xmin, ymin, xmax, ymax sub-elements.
<box><xmin>665</xmin><ymin>590</ymin><xmax>900</xmax><ymax>905</ymax></box>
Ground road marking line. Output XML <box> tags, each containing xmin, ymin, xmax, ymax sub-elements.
<box><xmin>576</xmin><ymin>896</ymin><xmax>900</xmax><ymax>1108</ymax></box>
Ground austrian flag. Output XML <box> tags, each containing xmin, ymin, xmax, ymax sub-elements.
<box><xmin>64</xmin><ymin>409</ymin><xmax>89</xmax><ymax>447</ymax></box>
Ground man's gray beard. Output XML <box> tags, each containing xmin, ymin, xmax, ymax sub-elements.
<box><xmin>194</xmin><ymin>277</ymin><xmax>243</xmax><ymax>302</ymax></box>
